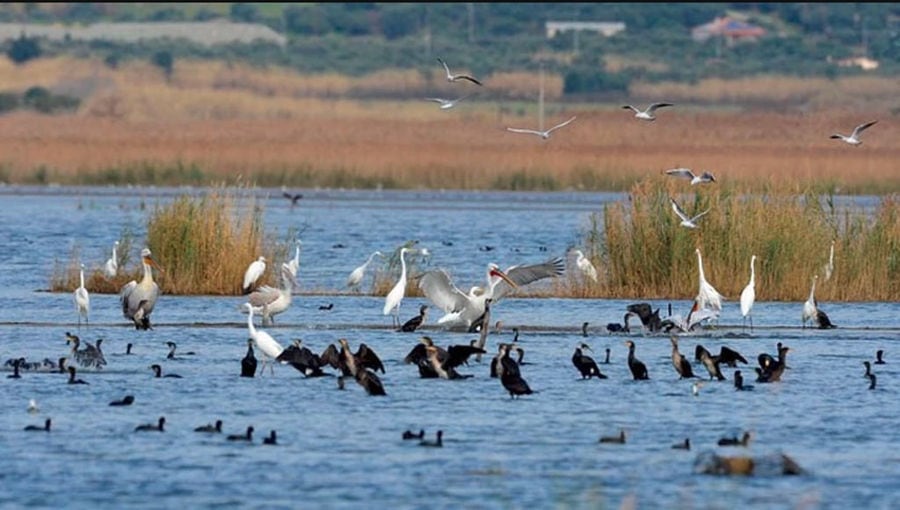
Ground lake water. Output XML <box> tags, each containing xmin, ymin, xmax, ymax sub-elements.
<box><xmin>0</xmin><ymin>186</ymin><xmax>898</xmax><ymax>509</ymax></box>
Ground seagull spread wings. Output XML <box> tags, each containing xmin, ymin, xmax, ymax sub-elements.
<box><xmin>437</xmin><ymin>58</ymin><xmax>482</xmax><ymax>86</ymax></box>
<box><xmin>491</xmin><ymin>257</ymin><xmax>566</xmax><ymax>301</ymax></box>
<box><xmin>851</xmin><ymin>120</ymin><xmax>878</xmax><ymax>138</ymax></box>
<box><xmin>665</xmin><ymin>168</ymin><xmax>697</xmax><ymax>180</ymax></box>
<box><xmin>670</xmin><ymin>197</ymin><xmax>709</xmax><ymax>228</ymax></box>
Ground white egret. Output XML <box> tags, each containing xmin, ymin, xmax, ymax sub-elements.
<box><xmin>506</xmin><ymin>116</ymin><xmax>577</xmax><ymax>140</ymax></box>
<box><xmin>823</xmin><ymin>240</ymin><xmax>835</xmax><ymax>282</ymax></box>
<box><xmin>436</xmin><ymin>58</ymin><xmax>482</xmax><ymax>85</ymax></box>
<box><xmin>418</xmin><ymin>257</ymin><xmax>565</xmax><ymax>330</ymax></box>
<box><xmin>695</xmin><ymin>248</ymin><xmax>723</xmax><ymax>312</ymax></box>
<box><xmin>802</xmin><ymin>275</ymin><xmax>819</xmax><ymax>329</ymax></box>
<box><xmin>346</xmin><ymin>250</ymin><xmax>384</xmax><ymax>292</ymax></box>
<box><xmin>245</xmin><ymin>265</ymin><xmax>295</xmax><ymax>326</ymax></box>
<box><xmin>104</xmin><ymin>241</ymin><xmax>119</xmax><ymax>278</ymax></box>
<box><xmin>74</xmin><ymin>263</ymin><xmax>90</xmax><ymax>329</ymax></box>
<box><xmin>242</xmin><ymin>256</ymin><xmax>266</xmax><ymax>295</ymax></box>
<box><xmin>572</xmin><ymin>249</ymin><xmax>598</xmax><ymax>282</ymax></box>
<box><xmin>670</xmin><ymin>197</ymin><xmax>710</xmax><ymax>229</ymax></box>
<box><xmin>120</xmin><ymin>248</ymin><xmax>161</xmax><ymax>330</ymax></box>
<box><xmin>383</xmin><ymin>247</ymin><xmax>412</xmax><ymax>327</ymax></box>
<box><xmin>622</xmin><ymin>102</ymin><xmax>673</xmax><ymax>121</ymax></box>
<box><xmin>665</xmin><ymin>168</ymin><xmax>716</xmax><ymax>185</ymax></box>
<box><xmin>740</xmin><ymin>255</ymin><xmax>757</xmax><ymax>332</ymax></box>
<box><xmin>830</xmin><ymin>120</ymin><xmax>877</xmax><ymax>146</ymax></box>
<box><xmin>283</xmin><ymin>239</ymin><xmax>302</xmax><ymax>284</ymax></box>
<box><xmin>244</xmin><ymin>303</ymin><xmax>284</xmax><ymax>376</ymax></box>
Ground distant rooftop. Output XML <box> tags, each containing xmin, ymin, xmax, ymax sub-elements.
<box><xmin>0</xmin><ymin>20</ymin><xmax>287</xmax><ymax>47</ymax></box>
<box><xmin>692</xmin><ymin>16</ymin><xmax>766</xmax><ymax>42</ymax></box>
<box><xmin>546</xmin><ymin>21</ymin><xmax>626</xmax><ymax>38</ymax></box>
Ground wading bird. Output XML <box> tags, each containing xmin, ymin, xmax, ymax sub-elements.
<box><xmin>383</xmin><ymin>247</ymin><xmax>413</xmax><ymax>328</ymax></box>
<box><xmin>104</xmin><ymin>240</ymin><xmax>119</xmax><ymax>278</ymax></box>
<box><xmin>572</xmin><ymin>249</ymin><xmax>598</xmax><ymax>282</ymax></box>
<box><xmin>437</xmin><ymin>58</ymin><xmax>482</xmax><ymax>85</ymax></box>
<box><xmin>695</xmin><ymin>248</ymin><xmax>723</xmax><ymax>313</ymax></box>
<box><xmin>120</xmin><ymin>248</ymin><xmax>161</xmax><ymax>330</ymax></box>
<box><xmin>244</xmin><ymin>303</ymin><xmax>284</xmax><ymax>376</ymax></box>
<box><xmin>242</xmin><ymin>256</ymin><xmax>266</xmax><ymax>295</ymax></box>
<box><xmin>498</xmin><ymin>344</ymin><xmax>533</xmax><ymax>398</ymax></box>
<box><xmin>740</xmin><ymin>255</ymin><xmax>757</xmax><ymax>332</ymax></box>
<box><xmin>665</xmin><ymin>168</ymin><xmax>716</xmax><ymax>186</ymax></box>
<box><xmin>830</xmin><ymin>120</ymin><xmax>877</xmax><ymax>146</ymax></box>
<box><xmin>283</xmin><ymin>239</ymin><xmax>302</xmax><ymax>283</ymax></box>
<box><xmin>802</xmin><ymin>275</ymin><xmax>819</xmax><ymax>328</ymax></box>
<box><xmin>74</xmin><ymin>263</ymin><xmax>90</xmax><ymax>329</ymax></box>
<box><xmin>418</xmin><ymin>258</ymin><xmax>564</xmax><ymax>330</ymax></box>
<box><xmin>670</xmin><ymin>197</ymin><xmax>710</xmax><ymax>229</ymax></box>
<box><xmin>572</xmin><ymin>343</ymin><xmax>606</xmax><ymax>379</ymax></box>
<box><xmin>622</xmin><ymin>102</ymin><xmax>673</xmax><ymax>121</ymax></box>
<box><xmin>625</xmin><ymin>340</ymin><xmax>649</xmax><ymax>380</ymax></box>
<box><xmin>346</xmin><ymin>251</ymin><xmax>384</xmax><ymax>292</ymax></box>
<box><xmin>823</xmin><ymin>240</ymin><xmax>835</xmax><ymax>282</ymax></box>
<box><xmin>245</xmin><ymin>265</ymin><xmax>295</xmax><ymax>326</ymax></box>
<box><xmin>506</xmin><ymin>116</ymin><xmax>577</xmax><ymax>140</ymax></box>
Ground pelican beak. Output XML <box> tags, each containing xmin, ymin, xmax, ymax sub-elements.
<box><xmin>145</xmin><ymin>255</ymin><xmax>164</xmax><ymax>274</ymax></box>
<box><xmin>489</xmin><ymin>268</ymin><xmax>517</xmax><ymax>289</ymax></box>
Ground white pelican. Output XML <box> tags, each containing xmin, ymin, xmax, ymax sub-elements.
<box><xmin>665</xmin><ymin>168</ymin><xmax>716</xmax><ymax>185</ymax></box>
<box><xmin>694</xmin><ymin>248</ymin><xmax>723</xmax><ymax>312</ymax></box>
<box><xmin>242</xmin><ymin>256</ymin><xmax>266</xmax><ymax>295</ymax></box>
<box><xmin>73</xmin><ymin>263</ymin><xmax>90</xmax><ymax>329</ymax></box>
<box><xmin>418</xmin><ymin>257</ymin><xmax>565</xmax><ymax>330</ymax></box>
<box><xmin>572</xmin><ymin>249</ymin><xmax>598</xmax><ymax>282</ymax></box>
<box><xmin>120</xmin><ymin>248</ymin><xmax>161</xmax><ymax>330</ymax></box>
<box><xmin>244</xmin><ymin>303</ymin><xmax>284</xmax><ymax>376</ymax></box>
<box><xmin>283</xmin><ymin>239</ymin><xmax>302</xmax><ymax>283</ymax></box>
<box><xmin>740</xmin><ymin>255</ymin><xmax>757</xmax><ymax>332</ymax></box>
<box><xmin>245</xmin><ymin>265</ymin><xmax>294</xmax><ymax>326</ymax></box>
<box><xmin>104</xmin><ymin>241</ymin><xmax>119</xmax><ymax>278</ymax></box>
<box><xmin>506</xmin><ymin>116</ymin><xmax>577</xmax><ymax>140</ymax></box>
<box><xmin>436</xmin><ymin>57</ymin><xmax>482</xmax><ymax>85</ymax></box>
<box><xmin>622</xmin><ymin>102</ymin><xmax>673</xmax><ymax>121</ymax></box>
<box><xmin>670</xmin><ymin>197</ymin><xmax>710</xmax><ymax>229</ymax></box>
<box><xmin>347</xmin><ymin>250</ymin><xmax>384</xmax><ymax>292</ymax></box>
<box><xmin>823</xmin><ymin>240</ymin><xmax>835</xmax><ymax>282</ymax></box>
<box><xmin>830</xmin><ymin>120</ymin><xmax>877</xmax><ymax>146</ymax></box>
<box><xmin>426</xmin><ymin>96</ymin><xmax>466</xmax><ymax>110</ymax></box>
<box><xmin>383</xmin><ymin>247</ymin><xmax>412</xmax><ymax>327</ymax></box>
<box><xmin>802</xmin><ymin>275</ymin><xmax>818</xmax><ymax>328</ymax></box>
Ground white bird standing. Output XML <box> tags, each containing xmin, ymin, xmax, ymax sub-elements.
<box><xmin>436</xmin><ymin>58</ymin><xmax>482</xmax><ymax>85</ymax></box>
<box><xmin>383</xmin><ymin>247</ymin><xmax>412</xmax><ymax>327</ymax></box>
<box><xmin>622</xmin><ymin>102</ymin><xmax>673</xmax><ymax>121</ymax></box>
<box><xmin>246</xmin><ymin>266</ymin><xmax>295</xmax><ymax>326</ymax></box>
<box><xmin>572</xmin><ymin>249</ymin><xmax>598</xmax><ymax>282</ymax></box>
<box><xmin>347</xmin><ymin>251</ymin><xmax>384</xmax><ymax>292</ymax></box>
<box><xmin>670</xmin><ymin>197</ymin><xmax>710</xmax><ymax>229</ymax></box>
<box><xmin>104</xmin><ymin>241</ymin><xmax>119</xmax><ymax>279</ymax></box>
<box><xmin>823</xmin><ymin>240</ymin><xmax>835</xmax><ymax>282</ymax></box>
<box><xmin>74</xmin><ymin>263</ymin><xmax>90</xmax><ymax>329</ymax></box>
<box><xmin>830</xmin><ymin>120</ymin><xmax>877</xmax><ymax>146</ymax></box>
<box><xmin>665</xmin><ymin>168</ymin><xmax>716</xmax><ymax>186</ymax></box>
<box><xmin>802</xmin><ymin>275</ymin><xmax>819</xmax><ymax>329</ymax></box>
<box><xmin>283</xmin><ymin>239</ymin><xmax>302</xmax><ymax>283</ymax></box>
<box><xmin>506</xmin><ymin>116</ymin><xmax>577</xmax><ymax>140</ymax></box>
<box><xmin>242</xmin><ymin>256</ymin><xmax>266</xmax><ymax>295</ymax></box>
<box><xmin>244</xmin><ymin>303</ymin><xmax>284</xmax><ymax>376</ymax></box>
<box><xmin>418</xmin><ymin>258</ymin><xmax>565</xmax><ymax>330</ymax></box>
<box><xmin>426</xmin><ymin>96</ymin><xmax>466</xmax><ymax>110</ymax></box>
<box><xmin>740</xmin><ymin>255</ymin><xmax>757</xmax><ymax>332</ymax></box>
<box><xmin>120</xmin><ymin>248</ymin><xmax>161</xmax><ymax>330</ymax></box>
<box><xmin>695</xmin><ymin>248</ymin><xmax>723</xmax><ymax>313</ymax></box>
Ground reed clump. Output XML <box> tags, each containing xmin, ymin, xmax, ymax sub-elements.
<box><xmin>566</xmin><ymin>176</ymin><xmax>900</xmax><ymax>302</ymax></box>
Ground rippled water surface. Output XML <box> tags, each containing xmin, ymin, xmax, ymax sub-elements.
<box><xmin>0</xmin><ymin>186</ymin><xmax>897</xmax><ymax>510</ymax></box>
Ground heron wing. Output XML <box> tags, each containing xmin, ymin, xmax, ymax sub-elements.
<box><xmin>418</xmin><ymin>269</ymin><xmax>472</xmax><ymax>314</ymax></box>
<box><xmin>494</xmin><ymin>257</ymin><xmax>566</xmax><ymax>301</ymax></box>
<box><xmin>546</xmin><ymin>116</ymin><xmax>577</xmax><ymax>134</ymax></box>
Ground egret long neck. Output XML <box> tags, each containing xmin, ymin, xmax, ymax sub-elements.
<box><xmin>696</xmin><ymin>251</ymin><xmax>706</xmax><ymax>282</ymax></box>
<box><xmin>809</xmin><ymin>278</ymin><xmax>817</xmax><ymax>300</ymax></box>
<box><xmin>748</xmin><ymin>258</ymin><xmax>756</xmax><ymax>286</ymax></box>
<box><xmin>79</xmin><ymin>268</ymin><xmax>85</xmax><ymax>288</ymax></box>
<box><xmin>399</xmin><ymin>250</ymin><xmax>408</xmax><ymax>280</ymax></box>
<box><xmin>246</xmin><ymin>307</ymin><xmax>257</xmax><ymax>336</ymax></box>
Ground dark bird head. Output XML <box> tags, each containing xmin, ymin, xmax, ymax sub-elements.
<box><xmin>578</xmin><ymin>343</ymin><xmax>592</xmax><ymax>352</ymax></box>
<box><xmin>150</xmin><ymin>364</ymin><xmax>162</xmax><ymax>377</ymax></box>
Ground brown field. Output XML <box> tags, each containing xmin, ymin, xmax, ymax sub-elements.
<box><xmin>0</xmin><ymin>57</ymin><xmax>897</xmax><ymax>192</ymax></box>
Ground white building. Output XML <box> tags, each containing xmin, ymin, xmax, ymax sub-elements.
<box><xmin>545</xmin><ymin>21</ymin><xmax>625</xmax><ymax>38</ymax></box>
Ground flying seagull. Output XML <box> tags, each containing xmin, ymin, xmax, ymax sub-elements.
<box><xmin>670</xmin><ymin>197</ymin><xmax>710</xmax><ymax>229</ymax></box>
<box><xmin>830</xmin><ymin>120</ymin><xmax>877</xmax><ymax>146</ymax></box>
<box><xmin>437</xmin><ymin>58</ymin><xmax>482</xmax><ymax>86</ymax></box>
<box><xmin>426</xmin><ymin>96</ymin><xmax>467</xmax><ymax>110</ymax></box>
<box><xmin>665</xmin><ymin>168</ymin><xmax>716</xmax><ymax>185</ymax></box>
<box><xmin>622</xmin><ymin>102</ymin><xmax>673</xmax><ymax>121</ymax></box>
<box><xmin>506</xmin><ymin>116</ymin><xmax>577</xmax><ymax>140</ymax></box>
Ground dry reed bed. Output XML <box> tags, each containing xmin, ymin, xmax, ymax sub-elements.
<box><xmin>564</xmin><ymin>177</ymin><xmax>900</xmax><ymax>302</ymax></box>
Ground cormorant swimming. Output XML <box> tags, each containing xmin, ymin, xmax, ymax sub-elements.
<box><xmin>135</xmin><ymin>416</ymin><xmax>165</xmax><ymax>432</ymax></box>
<box><xmin>24</xmin><ymin>418</ymin><xmax>51</xmax><ymax>432</ymax></box>
<box><xmin>150</xmin><ymin>364</ymin><xmax>182</xmax><ymax>378</ymax></box>
<box><xmin>227</xmin><ymin>426</ymin><xmax>254</xmax><ymax>442</ymax></box>
<box><xmin>195</xmin><ymin>420</ymin><xmax>223</xmax><ymax>433</ymax></box>
<box><xmin>599</xmin><ymin>429</ymin><xmax>626</xmax><ymax>444</ymax></box>
<box><xmin>403</xmin><ymin>429</ymin><xmax>425</xmax><ymax>440</ymax></box>
<box><xmin>419</xmin><ymin>430</ymin><xmax>443</xmax><ymax>447</ymax></box>
<box><xmin>262</xmin><ymin>430</ymin><xmax>278</xmax><ymax>445</ymax></box>
<box><xmin>109</xmin><ymin>395</ymin><xmax>135</xmax><ymax>406</ymax></box>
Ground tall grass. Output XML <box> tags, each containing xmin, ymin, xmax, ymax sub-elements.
<box><xmin>569</xmin><ymin>176</ymin><xmax>900</xmax><ymax>302</ymax></box>
<box><xmin>50</xmin><ymin>185</ymin><xmax>289</xmax><ymax>295</ymax></box>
